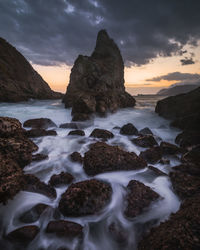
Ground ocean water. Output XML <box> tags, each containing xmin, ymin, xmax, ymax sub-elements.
<box><xmin>0</xmin><ymin>97</ymin><xmax>181</xmax><ymax>250</ymax></box>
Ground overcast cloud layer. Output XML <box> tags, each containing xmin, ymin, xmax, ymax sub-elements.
<box><xmin>0</xmin><ymin>0</ymin><xmax>200</xmax><ymax>66</ymax></box>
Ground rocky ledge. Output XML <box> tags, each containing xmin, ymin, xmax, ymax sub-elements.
<box><xmin>62</xmin><ymin>30</ymin><xmax>135</xmax><ymax>121</ymax></box>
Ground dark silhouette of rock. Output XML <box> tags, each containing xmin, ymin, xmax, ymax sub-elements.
<box><xmin>159</xmin><ymin>158</ymin><xmax>170</xmax><ymax>165</ymax></box>
<box><xmin>138</xmin><ymin>194</ymin><xmax>200</xmax><ymax>250</ymax></box>
<box><xmin>124</xmin><ymin>180</ymin><xmax>160</xmax><ymax>218</ymax></box>
<box><xmin>83</xmin><ymin>142</ymin><xmax>147</xmax><ymax>176</ymax></box>
<box><xmin>58</xmin><ymin>179</ymin><xmax>112</xmax><ymax>216</ymax></box>
<box><xmin>23</xmin><ymin>118</ymin><xmax>57</xmax><ymax>129</ymax></box>
<box><xmin>26</xmin><ymin>128</ymin><xmax>57</xmax><ymax>137</ymax></box>
<box><xmin>46</xmin><ymin>220</ymin><xmax>83</xmax><ymax>238</ymax></box>
<box><xmin>155</xmin><ymin>87</ymin><xmax>200</xmax><ymax>132</ymax></box>
<box><xmin>24</xmin><ymin>174</ymin><xmax>57</xmax><ymax>199</ymax></box>
<box><xmin>59</xmin><ymin>122</ymin><xmax>78</xmax><ymax>129</ymax></box>
<box><xmin>139</xmin><ymin>127</ymin><xmax>153</xmax><ymax>136</ymax></box>
<box><xmin>157</xmin><ymin>84</ymin><xmax>199</xmax><ymax>96</ymax></box>
<box><xmin>120</xmin><ymin>123</ymin><xmax>138</xmax><ymax>135</ymax></box>
<box><xmin>181</xmin><ymin>145</ymin><xmax>200</xmax><ymax>165</ymax></box>
<box><xmin>68</xmin><ymin>129</ymin><xmax>85</xmax><ymax>136</ymax></box>
<box><xmin>139</xmin><ymin>146</ymin><xmax>162</xmax><ymax>164</ymax></box>
<box><xmin>173</xmin><ymin>163</ymin><xmax>200</xmax><ymax>176</ymax></box>
<box><xmin>32</xmin><ymin>153</ymin><xmax>48</xmax><ymax>162</ymax></box>
<box><xmin>70</xmin><ymin>152</ymin><xmax>83</xmax><ymax>163</ymax></box>
<box><xmin>175</xmin><ymin>130</ymin><xmax>200</xmax><ymax>147</ymax></box>
<box><xmin>63</xmin><ymin>30</ymin><xmax>135</xmax><ymax>120</ymax></box>
<box><xmin>132</xmin><ymin>135</ymin><xmax>158</xmax><ymax>148</ymax></box>
<box><xmin>6</xmin><ymin>225</ymin><xmax>39</xmax><ymax>243</ymax></box>
<box><xmin>89</xmin><ymin>128</ymin><xmax>114</xmax><ymax>139</ymax></box>
<box><xmin>19</xmin><ymin>203</ymin><xmax>49</xmax><ymax>223</ymax></box>
<box><xmin>49</xmin><ymin>172</ymin><xmax>74</xmax><ymax>187</ymax></box>
<box><xmin>160</xmin><ymin>141</ymin><xmax>180</xmax><ymax>155</ymax></box>
<box><xmin>0</xmin><ymin>37</ymin><xmax>62</xmax><ymax>102</ymax></box>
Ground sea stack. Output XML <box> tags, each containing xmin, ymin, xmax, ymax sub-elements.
<box><xmin>63</xmin><ymin>29</ymin><xmax>135</xmax><ymax>121</ymax></box>
<box><xmin>0</xmin><ymin>38</ymin><xmax>62</xmax><ymax>102</ymax></box>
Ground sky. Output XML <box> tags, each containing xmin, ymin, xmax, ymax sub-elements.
<box><xmin>0</xmin><ymin>0</ymin><xmax>200</xmax><ymax>94</ymax></box>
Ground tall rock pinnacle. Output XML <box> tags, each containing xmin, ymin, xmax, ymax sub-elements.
<box><xmin>63</xmin><ymin>29</ymin><xmax>135</xmax><ymax>121</ymax></box>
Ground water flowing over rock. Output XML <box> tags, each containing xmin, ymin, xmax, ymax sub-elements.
<box><xmin>23</xmin><ymin>118</ymin><xmax>57</xmax><ymax>129</ymax></box>
<box><xmin>63</xmin><ymin>30</ymin><xmax>135</xmax><ymax>120</ymax></box>
<box><xmin>0</xmin><ymin>38</ymin><xmax>63</xmax><ymax>102</ymax></box>
<box><xmin>83</xmin><ymin>142</ymin><xmax>147</xmax><ymax>176</ymax></box>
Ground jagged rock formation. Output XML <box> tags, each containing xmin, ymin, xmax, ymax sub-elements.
<box><xmin>0</xmin><ymin>38</ymin><xmax>63</xmax><ymax>102</ymax></box>
<box><xmin>63</xmin><ymin>30</ymin><xmax>135</xmax><ymax>120</ymax></box>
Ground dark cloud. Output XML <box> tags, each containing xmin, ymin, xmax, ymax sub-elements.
<box><xmin>180</xmin><ymin>57</ymin><xmax>195</xmax><ymax>65</ymax></box>
<box><xmin>147</xmin><ymin>72</ymin><xmax>200</xmax><ymax>82</ymax></box>
<box><xmin>0</xmin><ymin>0</ymin><xmax>200</xmax><ymax>66</ymax></box>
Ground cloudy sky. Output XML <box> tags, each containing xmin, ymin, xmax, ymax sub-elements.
<box><xmin>0</xmin><ymin>0</ymin><xmax>200</xmax><ymax>94</ymax></box>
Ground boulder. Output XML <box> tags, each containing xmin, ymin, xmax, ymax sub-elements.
<box><xmin>173</xmin><ymin>163</ymin><xmax>200</xmax><ymax>176</ymax></box>
<box><xmin>19</xmin><ymin>203</ymin><xmax>49</xmax><ymax>223</ymax></box>
<box><xmin>139</xmin><ymin>146</ymin><xmax>162</xmax><ymax>164</ymax></box>
<box><xmin>120</xmin><ymin>123</ymin><xmax>138</xmax><ymax>135</ymax></box>
<box><xmin>0</xmin><ymin>116</ymin><xmax>25</xmax><ymax>137</ymax></box>
<box><xmin>32</xmin><ymin>153</ymin><xmax>48</xmax><ymax>162</ymax></box>
<box><xmin>46</xmin><ymin>220</ymin><xmax>83</xmax><ymax>238</ymax></box>
<box><xmin>181</xmin><ymin>145</ymin><xmax>200</xmax><ymax>165</ymax></box>
<box><xmin>59</xmin><ymin>123</ymin><xmax>78</xmax><ymax>129</ymax></box>
<box><xmin>48</xmin><ymin>172</ymin><xmax>74</xmax><ymax>187</ymax></box>
<box><xmin>124</xmin><ymin>180</ymin><xmax>160</xmax><ymax>218</ymax></box>
<box><xmin>68</xmin><ymin>130</ymin><xmax>85</xmax><ymax>136</ymax></box>
<box><xmin>69</xmin><ymin>152</ymin><xmax>83</xmax><ymax>163</ymax></box>
<box><xmin>139</xmin><ymin>127</ymin><xmax>153</xmax><ymax>136</ymax></box>
<box><xmin>83</xmin><ymin>142</ymin><xmax>147</xmax><ymax>176</ymax></box>
<box><xmin>6</xmin><ymin>225</ymin><xmax>39</xmax><ymax>243</ymax></box>
<box><xmin>138</xmin><ymin>194</ymin><xmax>200</xmax><ymax>250</ymax></box>
<box><xmin>175</xmin><ymin>130</ymin><xmax>200</xmax><ymax>148</ymax></box>
<box><xmin>26</xmin><ymin>128</ymin><xmax>57</xmax><ymax>137</ymax></box>
<box><xmin>132</xmin><ymin>135</ymin><xmax>158</xmax><ymax>148</ymax></box>
<box><xmin>62</xmin><ymin>30</ymin><xmax>135</xmax><ymax>120</ymax></box>
<box><xmin>160</xmin><ymin>141</ymin><xmax>180</xmax><ymax>155</ymax></box>
<box><xmin>23</xmin><ymin>174</ymin><xmax>57</xmax><ymax>199</ymax></box>
<box><xmin>89</xmin><ymin>128</ymin><xmax>114</xmax><ymax>139</ymax></box>
<box><xmin>23</xmin><ymin>118</ymin><xmax>57</xmax><ymax>129</ymax></box>
<box><xmin>0</xmin><ymin>37</ymin><xmax>62</xmax><ymax>102</ymax></box>
<box><xmin>58</xmin><ymin>179</ymin><xmax>112</xmax><ymax>216</ymax></box>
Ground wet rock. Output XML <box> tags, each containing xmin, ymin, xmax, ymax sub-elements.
<box><xmin>132</xmin><ymin>135</ymin><xmax>158</xmax><ymax>148</ymax></box>
<box><xmin>83</xmin><ymin>142</ymin><xmax>147</xmax><ymax>176</ymax></box>
<box><xmin>170</xmin><ymin>171</ymin><xmax>200</xmax><ymax>199</ymax></box>
<box><xmin>68</xmin><ymin>129</ymin><xmax>85</xmax><ymax>136</ymax></box>
<box><xmin>89</xmin><ymin>128</ymin><xmax>114</xmax><ymax>139</ymax></box>
<box><xmin>113</xmin><ymin>126</ymin><xmax>121</xmax><ymax>130</ymax></box>
<box><xmin>58</xmin><ymin>179</ymin><xmax>112</xmax><ymax>216</ymax></box>
<box><xmin>159</xmin><ymin>158</ymin><xmax>170</xmax><ymax>165</ymax></box>
<box><xmin>0</xmin><ymin>136</ymin><xmax>38</xmax><ymax>168</ymax></box>
<box><xmin>108</xmin><ymin>223</ymin><xmax>127</xmax><ymax>245</ymax></box>
<box><xmin>148</xmin><ymin>166</ymin><xmax>167</xmax><ymax>176</ymax></box>
<box><xmin>26</xmin><ymin>128</ymin><xmax>57</xmax><ymax>137</ymax></box>
<box><xmin>23</xmin><ymin>118</ymin><xmax>57</xmax><ymax>129</ymax></box>
<box><xmin>32</xmin><ymin>153</ymin><xmax>48</xmax><ymax>162</ymax></box>
<box><xmin>19</xmin><ymin>203</ymin><xmax>49</xmax><ymax>223</ymax></box>
<box><xmin>138</xmin><ymin>194</ymin><xmax>200</xmax><ymax>250</ymax></box>
<box><xmin>139</xmin><ymin>127</ymin><xmax>153</xmax><ymax>136</ymax></box>
<box><xmin>160</xmin><ymin>141</ymin><xmax>180</xmax><ymax>155</ymax></box>
<box><xmin>120</xmin><ymin>123</ymin><xmax>138</xmax><ymax>135</ymax></box>
<box><xmin>24</xmin><ymin>174</ymin><xmax>57</xmax><ymax>199</ymax></box>
<box><xmin>175</xmin><ymin>130</ymin><xmax>200</xmax><ymax>148</ymax></box>
<box><xmin>49</xmin><ymin>172</ymin><xmax>74</xmax><ymax>187</ymax></box>
<box><xmin>59</xmin><ymin>123</ymin><xmax>78</xmax><ymax>129</ymax></box>
<box><xmin>0</xmin><ymin>155</ymin><xmax>25</xmax><ymax>204</ymax></box>
<box><xmin>6</xmin><ymin>225</ymin><xmax>39</xmax><ymax>243</ymax></box>
<box><xmin>139</xmin><ymin>146</ymin><xmax>162</xmax><ymax>164</ymax></box>
<box><xmin>181</xmin><ymin>145</ymin><xmax>200</xmax><ymax>165</ymax></box>
<box><xmin>46</xmin><ymin>220</ymin><xmax>83</xmax><ymax>238</ymax></box>
<box><xmin>173</xmin><ymin>163</ymin><xmax>200</xmax><ymax>176</ymax></box>
<box><xmin>0</xmin><ymin>116</ymin><xmax>25</xmax><ymax>137</ymax></box>
<box><xmin>125</xmin><ymin>180</ymin><xmax>160</xmax><ymax>218</ymax></box>
<box><xmin>63</xmin><ymin>30</ymin><xmax>135</xmax><ymax>120</ymax></box>
<box><xmin>70</xmin><ymin>152</ymin><xmax>83</xmax><ymax>163</ymax></box>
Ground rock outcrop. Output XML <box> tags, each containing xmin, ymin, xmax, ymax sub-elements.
<box><xmin>0</xmin><ymin>38</ymin><xmax>62</xmax><ymax>102</ymax></box>
<box><xmin>63</xmin><ymin>30</ymin><xmax>135</xmax><ymax>120</ymax></box>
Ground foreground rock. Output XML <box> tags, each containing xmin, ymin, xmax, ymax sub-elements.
<box><xmin>23</xmin><ymin>118</ymin><xmax>57</xmax><ymax>129</ymax></box>
<box><xmin>160</xmin><ymin>141</ymin><xmax>180</xmax><ymax>155</ymax></box>
<box><xmin>181</xmin><ymin>145</ymin><xmax>200</xmax><ymax>165</ymax></box>
<box><xmin>0</xmin><ymin>37</ymin><xmax>62</xmax><ymax>102</ymax></box>
<box><xmin>139</xmin><ymin>127</ymin><xmax>153</xmax><ymax>136</ymax></box>
<box><xmin>120</xmin><ymin>123</ymin><xmax>138</xmax><ymax>135</ymax></box>
<box><xmin>83</xmin><ymin>142</ymin><xmax>147</xmax><ymax>176</ymax></box>
<box><xmin>0</xmin><ymin>116</ymin><xmax>25</xmax><ymax>137</ymax></box>
<box><xmin>49</xmin><ymin>172</ymin><xmax>74</xmax><ymax>187</ymax></box>
<box><xmin>124</xmin><ymin>180</ymin><xmax>160</xmax><ymax>218</ymax></box>
<box><xmin>63</xmin><ymin>30</ymin><xmax>135</xmax><ymax>120</ymax></box>
<box><xmin>59</xmin><ymin>179</ymin><xmax>112</xmax><ymax>216</ymax></box>
<box><xmin>175</xmin><ymin>130</ymin><xmax>200</xmax><ymax>148</ymax></box>
<box><xmin>46</xmin><ymin>220</ymin><xmax>83</xmax><ymax>238</ymax></box>
<box><xmin>89</xmin><ymin>128</ymin><xmax>114</xmax><ymax>139</ymax></box>
<box><xmin>139</xmin><ymin>146</ymin><xmax>162</xmax><ymax>164</ymax></box>
<box><xmin>26</xmin><ymin>128</ymin><xmax>57</xmax><ymax>137</ymax></box>
<box><xmin>69</xmin><ymin>152</ymin><xmax>83</xmax><ymax>163</ymax></box>
<box><xmin>132</xmin><ymin>135</ymin><xmax>158</xmax><ymax>148</ymax></box>
<box><xmin>6</xmin><ymin>225</ymin><xmax>39</xmax><ymax>243</ymax></box>
<box><xmin>68</xmin><ymin>130</ymin><xmax>85</xmax><ymax>136</ymax></box>
<box><xmin>138</xmin><ymin>194</ymin><xmax>200</xmax><ymax>250</ymax></box>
